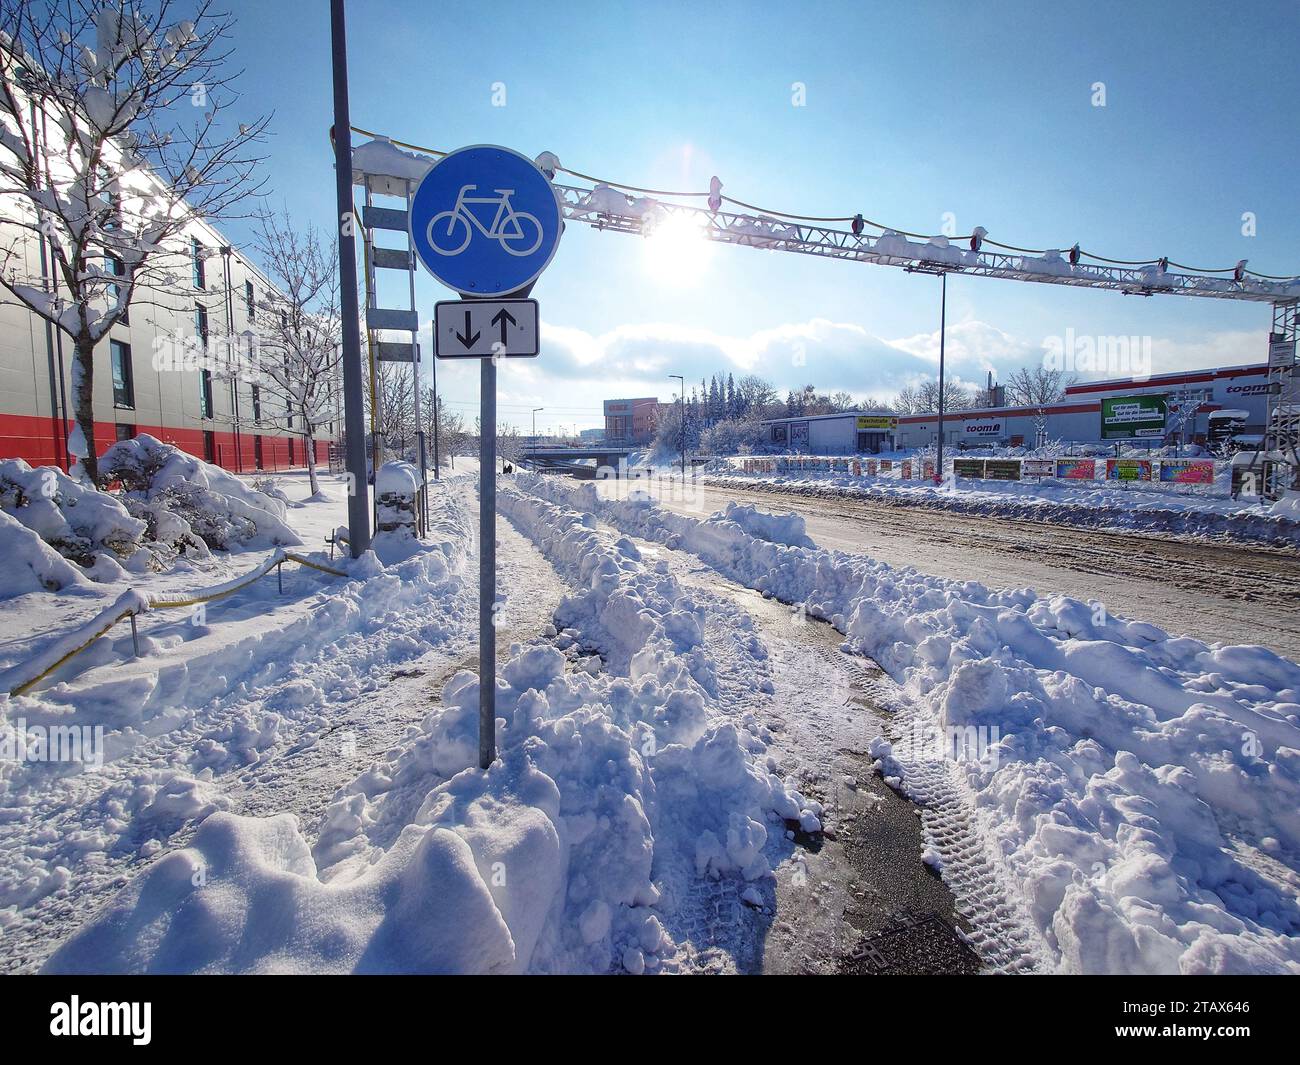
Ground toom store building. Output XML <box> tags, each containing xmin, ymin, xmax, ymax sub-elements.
<box><xmin>893</xmin><ymin>363</ymin><xmax>1271</xmax><ymax>450</ymax></box>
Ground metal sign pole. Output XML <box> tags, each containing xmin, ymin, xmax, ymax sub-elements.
<box><xmin>408</xmin><ymin>144</ymin><xmax>562</xmax><ymax>773</ymax></box>
<box><xmin>329</xmin><ymin>0</ymin><xmax>371</xmax><ymax>556</ymax></box>
<box><xmin>479</xmin><ymin>355</ymin><xmax>496</xmax><ymax>769</ymax></box>
<box><xmin>936</xmin><ymin>271</ymin><xmax>947</xmax><ymax>481</ymax></box>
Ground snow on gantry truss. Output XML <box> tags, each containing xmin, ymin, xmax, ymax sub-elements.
<box><xmin>350</xmin><ymin>129</ymin><xmax>1300</xmax><ymax>305</ymax></box>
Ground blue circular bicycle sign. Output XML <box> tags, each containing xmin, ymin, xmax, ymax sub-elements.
<box><xmin>408</xmin><ymin>144</ymin><xmax>563</xmax><ymax>297</ymax></box>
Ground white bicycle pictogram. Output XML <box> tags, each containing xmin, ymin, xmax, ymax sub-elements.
<box><xmin>426</xmin><ymin>184</ymin><xmax>544</xmax><ymax>257</ymax></box>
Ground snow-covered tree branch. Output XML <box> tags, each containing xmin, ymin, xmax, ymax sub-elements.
<box><xmin>0</xmin><ymin>0</ymin><xmax>269</xmax><ymax>481</ymax></box>
<box><xmin>245</xmin><ymin>210</ymin><xmax>340</xmax><ymax>497</ymax></box>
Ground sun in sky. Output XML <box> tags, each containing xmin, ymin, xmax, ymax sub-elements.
<box><xmin>641</xmin><ymin>211</ymin><xmax>712</xmax><ymax>286</ymax></box>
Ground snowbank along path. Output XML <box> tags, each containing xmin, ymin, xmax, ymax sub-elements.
<box><xmin>534</xmin><ymin>473</ymin><xmax>1300</xmax><ymax>974</ymax></box>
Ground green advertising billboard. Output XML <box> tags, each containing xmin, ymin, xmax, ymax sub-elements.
<box><xmin>1100</xmin><ymin>394</ymin><xmax>1167</xmax><ymax>440</ymax></box>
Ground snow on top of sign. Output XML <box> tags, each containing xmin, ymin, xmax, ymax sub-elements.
<box><xmin>352</xmin><ymin>137</ymin><xmax>434</xmax><ymax>193</ymax></box>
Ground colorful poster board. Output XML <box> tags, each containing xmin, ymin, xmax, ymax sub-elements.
<box><xmin>984</xmin><ymin>459</ymin><xmax>1021</xmax><ymax>481</ymax></box>
<box><xmin>1101</xmin><ymin>394</ymin><xmax>1167</xmax><ymax>439</ymax></box>
<box><xmin>1056</xmin><ymin>458</ymin><xmax>1096</xmax><ymax>480</ymax></box>
<box><xmin>1106</xmin><ymin>458</ymin><xmax>1153</xmax><ymax>482</ymax></box>
<box><xmin>901</xmin><ymin>460</ymin><xmax>912</xmax><ymax>479</ymax></box>
<box><xmin>879</xmin><ymin>459</ymin><xmax>893</xmax><ymax>472</ymax></box>
<box><xmin>1159</xmin><ymin>460</ymin><xmax>1214</xmax><ymax>484</ymax></box>
<box><xmin>1021</xmin><ymin>459</ymin><xmax>1055</xmax><ymax>478</ymax></box>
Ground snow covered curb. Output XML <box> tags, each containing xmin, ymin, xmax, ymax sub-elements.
<box><xmin>516</xmin><ymin>474</ymin><xmax>1300</xmax><ymax>974</ymax></box>
<box><xmin>703</xmin><ymin>473</ymin><xmax>1300</xmax><ymax>549</ymax></box>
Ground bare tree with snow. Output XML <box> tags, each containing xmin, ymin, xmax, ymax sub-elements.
<box><xmin>1004</xmin><ymin>365</ymin><xmax>1076</xmax><ymax>448</ymax></box>
<box><xmin>1003</xmin><ymin>364</ymin><xmax>1076</xmax><ymax>408</ymax></box>
<box><xmin>0</xmin><ymin>0</ymin><xmax>268</xmax><ymax>481</ymax></box>
<box><xmin>246</xmin><ymin>210</ymin><xmax>340</xmax><ymax>497</ymax></box>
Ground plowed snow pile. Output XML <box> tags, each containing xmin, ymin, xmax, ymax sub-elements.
<box><xmin>44</xmin><ymin>481</ymin><xmax>822</xmax><ymax>974</ymax></box>
<box><xmin>521</xmin><ymin>473</ymin><xmax>1300</xmax><ymax>974</ymax></box>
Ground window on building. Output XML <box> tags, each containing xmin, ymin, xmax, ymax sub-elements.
<box><xmin>194</xmin><ymin>303</ymin><xmax>209</xmax><ymax>345</ymax></box>
<box><xmin>105</xmin><ymin>254</ymin><xmax>129</xmax><ymax>324</ymax></box>
<box><xmin>115</xmin><ymin>423</ymin><xmax>136</xmax><ymax>442</ymax></box>
<box><xmin>254</xmin><ymin>436</ymin><xmax>264</xmax><ymax>469</ymax></box>
<box><xmin>110</xmin><ymin>339</ymin><xmax>134</xmax><ymax>409</ymax></box>
<box><xmin>251</xmin><ymin>383</ymin><xmax>262</xmax><ymax>421</ymax></box>
<box><xmin>200</xmin><ymin>369</ymin><xmax>214</xmax><ymax>418</ymax></box>
<box><xmin>203</xmin><ymin>430</ymin><xmax>216</xmax><ymax>463</ymax></box>
<box><xmin>97</xmin><ymin>165</ymin><xmax>120</xmax><ymax>230</ymax></box>
<box><xmin>245</xmin><ymin>279</ymin><xmax>255</xmax><ymax>320</ymax></box>
<box><xmin>288</xmin><ymin>437</ymin><xmax>296</xmax><ymax>466</ymax></box>
<box><xmin>191</xmin><ymin>237</ymin><xmax>205</xmax><ymax>288</ymax></box>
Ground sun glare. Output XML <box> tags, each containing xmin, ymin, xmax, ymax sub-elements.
<box><xmin>642</xmin><ymin>213</ymin><xmax>711</xmax><ymax>284</ymax></box>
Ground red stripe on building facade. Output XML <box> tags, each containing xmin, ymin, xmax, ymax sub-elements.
<box><xmin>0</xmin><ymin>412</ymin><xmax>327</xmax><ymax>473</ymax></box>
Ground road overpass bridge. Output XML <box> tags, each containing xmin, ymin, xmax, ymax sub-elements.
<box><xmin>520</xmin><ymin>445</ymin><xmax>641</xmax><ymax>477</ymax></box>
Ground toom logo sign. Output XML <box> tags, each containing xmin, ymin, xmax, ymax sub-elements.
<box><xmin>1225</xmin><ymin>383</ymin><xmax>1270</xmax><ymax>396</ymax></box>
<box><xmin>963</xmin><ymin>420</ymin><xmax>1003</xmax><ymax>437</ymax></box>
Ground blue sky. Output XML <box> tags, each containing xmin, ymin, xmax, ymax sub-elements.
<box><xmin>221</xmin><ymin>0</ymin><xmax>1299</xmax><ymax>432</ymax></box>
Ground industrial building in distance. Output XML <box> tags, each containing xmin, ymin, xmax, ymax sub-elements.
<box><xmin>757</xmin><ymin>363</ymin><xmax>1271</xmax><ymax>454</ymax></box>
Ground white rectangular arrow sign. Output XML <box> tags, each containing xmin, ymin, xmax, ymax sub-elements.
<box><xmin>433</xmin><ymin>299</ymin><xmax>539</xmax><ymax>359</ymax></box>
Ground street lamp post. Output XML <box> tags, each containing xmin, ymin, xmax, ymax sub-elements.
<box><xmin>669</xmin><ymin>374</ymin><xmax>685</xmax><ymax>477</ymax></box>
<box><xmin>532</xmin><ymin>407</ymin><xmax>543</xmax><ymax>446</ymax></box>
<box><xmin>935</xmin><ymin>272</ymin><xmax>948</xmax><ymax>483</ymax></box>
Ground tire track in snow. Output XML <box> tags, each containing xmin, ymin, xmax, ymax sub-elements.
<box><xmin>614</xmin><ymin>525</ymin><xmax>989</xmax><ymax>974</ymax></box>
<box><xmin>850</xmin><ymin>660</ymin><xmax>1051</xmax><ymax>973</ymax></box>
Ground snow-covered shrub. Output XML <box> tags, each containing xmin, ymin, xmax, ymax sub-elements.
<box><xmin>101</xmin><ymin>435</ymin><xmax>300</xmax><ymax>551</ymax></box>
<box><xmin>249</xmin><ymin>476</ymin><xmax>291</xmax><ymax>507</ymax></box>
<box><xmin>0</xmin><ymin>509</ymin><xmax>87</xmax><ymax>595</ymax></box>
<box><xmin>119</xmin><ymin>495</ymin><xmax>209</xmax><ymax>559</ymax></box>
<box><xmin>0</xmin><ymin>458</ymin><xmax>146</xmax><ymax>566</ymax></box>
<box><xmin>699</xmin><ymin>417</ymin><xmax>769</xmax><ymax>457</ymax></box>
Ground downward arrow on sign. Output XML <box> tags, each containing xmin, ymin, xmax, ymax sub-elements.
<box><xmin>455</xmin><ymin>310</ymin><xmax>480</xmax><ymax>348</ymax></box>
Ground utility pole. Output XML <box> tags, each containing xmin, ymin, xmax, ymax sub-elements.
<box><xmin>329</xmin><ymin>0</ymin><xmax>371</xmax><ymax>555</ymax></box>
<box><xmin>670</xmin><ymin>374</ymin><xmax>685</xmax><ymax>477</ymax></box>
<box><xmin>533</xmin><ymin>406</ymin><xmax>543</xmax><ymax>447</ymax></box>
<box><xmin>935</xmin><ymin>272</ymin><xmax>948</xmax><ymax>483</ymax></box>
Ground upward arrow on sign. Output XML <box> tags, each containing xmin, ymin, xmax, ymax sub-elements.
<box><xmin>490</xmin><ymin>307</ymin><xmax>517</xmax><ymax>345</ymax></box>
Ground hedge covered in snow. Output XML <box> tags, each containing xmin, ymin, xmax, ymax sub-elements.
<box><xmin>101</xmin><ymin>434</ymin><xmax>300</xmax><ymax>553</ymax></box>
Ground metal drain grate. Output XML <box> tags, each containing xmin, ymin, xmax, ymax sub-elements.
<box><xmin>841</xmin><ymin>908</ymin><xmax>983</xmax><ymax>975</ymax></box>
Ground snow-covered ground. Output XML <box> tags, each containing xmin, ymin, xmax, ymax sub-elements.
<box><xmin>706</xmin><ymin>463</ymin><xmax>1300</xmax><ymax>547</ymax></box>
<box><xmin>516</xmin><ymin>473</ymin><xmax>1300</xmax><ymax>973</ymax></box>
<box><xmin>3</xmin><ymin>459</ymin><xmax>1298</xmax><ymax>974</ymax></box>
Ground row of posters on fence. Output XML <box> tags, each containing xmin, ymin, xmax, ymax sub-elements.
<box><xmin>738</xmin><ymin>456</ymin><xmax>1217</xmax><ymax>485</ymax></box>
